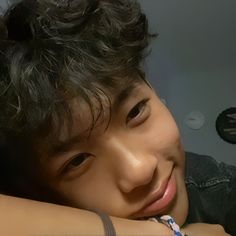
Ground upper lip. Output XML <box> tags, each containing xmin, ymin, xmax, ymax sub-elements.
<box><xmin>133</xmin><ymin>170</ymin><xmax>173</xmax><ymax>218</ymax></box>
<box><xmin>144</xmin><ymin>177</ymin><xmax>170</xmax><ymax>207</ymax></box>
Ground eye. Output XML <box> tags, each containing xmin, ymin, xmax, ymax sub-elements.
<box><xmin>126</xmin><ymin>99</ymin><xmax>150</xmax><ymax>125</ymax></box>
<box><xmin>63</xmin><ymin>153</ymin><xmax>93</xmax><ymax>174</ymax></box>
<box><xmin>69</xmin><ymin>153</ymin><xmax>91</xmax><ymax>167</ymax></box>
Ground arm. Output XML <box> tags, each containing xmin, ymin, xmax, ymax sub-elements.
<box><xmin>0</xmin><ymin>194</ymin><xmax>172</xmax><ymax>236</ymax></box>
<box><xmin>182</xmin><ymin>223</ymin><xmax>231</xmax><ymax>236</ymax></box>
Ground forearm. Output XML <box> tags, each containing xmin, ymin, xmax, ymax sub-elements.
<box><xmin>0</xmin><ymin>194</ymin><xmax>104</xmax><ymax>236</ymax></box>
<box><xmin>181</xmin><ymin>223</ymin><xmax>231</xmax><ymax>236</ymax></box>
<box><xmin>0</xmin><ymin>194</ymin><xmax>172</xmax><ymax>236</ymax></box>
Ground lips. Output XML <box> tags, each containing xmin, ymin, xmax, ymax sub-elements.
<box><xmin>136</xmin><ymin>171</ymin><xmax>177</xmax><ymax>218</ymax></box>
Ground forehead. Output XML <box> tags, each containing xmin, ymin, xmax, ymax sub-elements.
<box><xmin>41</xmin><ymin>80</ymin><xmax>148</xmax><ymax>156</ymax></box>
<box><xmin>62</xmin><ymin>81</ymin><xmax>144</xmax><ymax>137</ymax></box>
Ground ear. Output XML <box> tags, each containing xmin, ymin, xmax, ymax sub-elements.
<box><xmin>160</xmin><ymin>98</ymin><xmax>167</xmax><ymax>106</ymax></box>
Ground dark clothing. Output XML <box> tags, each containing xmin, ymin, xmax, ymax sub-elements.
<box><xmin>185</xmin><ymin>152</ymin><xmax>236</xmax><ymax>235</ymax></box>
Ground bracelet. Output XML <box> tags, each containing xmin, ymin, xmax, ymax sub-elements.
<box><xmin>93</xmin><ymin>209</ymin><xmax>116</xmax><ymax>236</ymax></box>
<box><xmin>149</xmin><ymin>215</ymin><xmax>188</xmax><ymax>236</ymax></box>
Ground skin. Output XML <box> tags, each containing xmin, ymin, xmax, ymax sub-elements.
<box><xmin>35</xmin><ymin>81</ymin><xmax>189</xmax><ymax>226</ymax></box>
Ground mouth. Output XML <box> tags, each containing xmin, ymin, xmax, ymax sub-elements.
<box><xmin>135</xmin><ymin>170</ymin><xmax>177</xmax><ymax>219</ymax></box>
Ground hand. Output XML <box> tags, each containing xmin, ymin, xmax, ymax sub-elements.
<box><xmin>181</xmin><ymin>223</ymin><xmax>231</xmax><ymax>236</ymax></box>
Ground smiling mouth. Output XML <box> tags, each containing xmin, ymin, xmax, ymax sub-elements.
<box><xmin>135</xmin><ymin>170</ymin><xmax>177</xmax><ymax>219</ymax></box>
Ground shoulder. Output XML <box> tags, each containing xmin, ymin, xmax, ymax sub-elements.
<box><xmin>184</xmin><ymin>152</ymin><xmax>235</xmax><ymax>188</ymax></box>
<box><xmin>184</xmin><ymin>152</ymin><xmax>236</xmax><ymax>233</ymax></box>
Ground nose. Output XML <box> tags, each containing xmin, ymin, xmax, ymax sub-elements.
<box><xmin>108</xmin><ymin>137</ymin><xmax>158</xmax><ymax>193</ymax></box>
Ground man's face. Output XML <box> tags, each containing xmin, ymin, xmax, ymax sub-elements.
<box><xmin>38</xmin><ymin>82</ymin><xmax>188</xmax><ymax>225</ymax></box>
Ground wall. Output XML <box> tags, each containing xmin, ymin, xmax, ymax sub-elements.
<box><xmin>0</xmin><ymin>0</ymin><xmax>21</xmax><ymax>13</ymax></box>
<box><xmin>0</xmin><ymin>0</ymin><xmax>8</xmax><ymax>12</ymax></box>
<box><xmin>139</xmin><ymin>0</ymin><xmax>236</xmax><ymax>165</ymax></box>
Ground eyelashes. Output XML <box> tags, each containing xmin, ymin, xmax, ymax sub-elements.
<box><xmin>126</xmin><ymin>98</ymin><xmax>150</xmax><ymax>126</ymax></box>
<box><xmin>61</xmin><ymin>153</ymin><xmax>93</xmax><ymax>176</ymax></box>
<box><xmin>67</xmin><ymin>153</ymin><xmax>91</xmax><ymax>168</ymax></box>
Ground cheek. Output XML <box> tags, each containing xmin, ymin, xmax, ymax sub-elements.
<box><xmin>147</xmin><ymin>102</ymin><xmax>185</xmax><ymax>171</ymax></box>
<box><xmin>54</xmin><ymin>165</ymin><xmax>119</xmax><ymax>210</ymax></box>
<box><xmin>148</xmin><ymin>101</ymin><xmax>181</xmax><ymax>150</ymax></box>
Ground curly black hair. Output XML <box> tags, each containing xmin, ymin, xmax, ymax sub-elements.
<box><xmin>0</xmin><ymin>0</ymin><xmax>155</xmax><ymax>198</ymax></box>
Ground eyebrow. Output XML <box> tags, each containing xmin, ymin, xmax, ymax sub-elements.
<box><xmin>112</xmin><ymin>83</ymin><xmax>140</xmax><ymax>113</ymax></box>
<box><xmin>49</xmin><ymin>134</ymin><xmax>85</xmax><ymax>156</ymax></box>
<box><xmin>49</xmin><ymin>83</ymin><xmax>141</xmax><ymax>157</ymax></box>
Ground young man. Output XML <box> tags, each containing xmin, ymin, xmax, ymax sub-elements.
<box><xmin>0</xmin><ymin>0</ymin><xmax>235</xmax><ymax>235</ymax></box>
